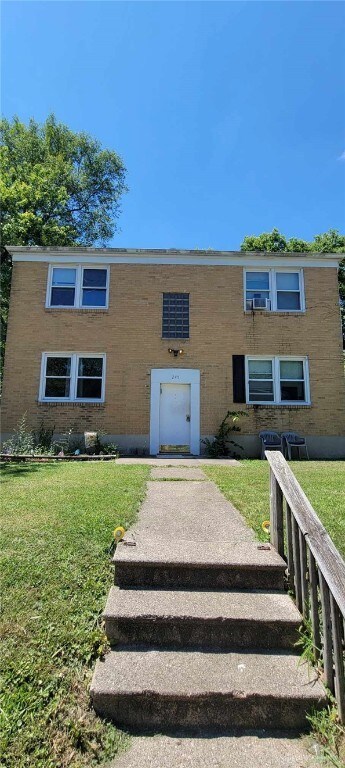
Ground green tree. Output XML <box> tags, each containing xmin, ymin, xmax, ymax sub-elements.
<box><xmin>0</xmin><ymin>114</ymin><xmax>127</xmax><ymax>379</ymax></box>
<box><xmin>241</xmin><ymin>228</ymin><xmax>345</xmax><ymax>340</ymax></box>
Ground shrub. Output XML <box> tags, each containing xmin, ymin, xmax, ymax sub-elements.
<box><xmin>32</xmin><ymin>420</ymin><xmax>55</xmax><ymax>452</ymax></box>
<box><xmin>202</xmin><ymin>410</ymin><xmax>248</xmax><ymax>458</ymax></box>
<box><xmin>2</xmin><ymin>413</ymin><xmax>35</xmax><ymax>454</ymax></box>
<box><xmin>101</xmin><ymin>441</ymin><xmax>120</xmax><ymax>457</ymax></box>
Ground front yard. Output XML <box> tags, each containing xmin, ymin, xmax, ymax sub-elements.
<box><xmin>0</xmin><ymin>461</ymin><xmax>149</xmax><ymax>768</ymax></box>
<box><xmin>205</xmin><ymin>460</ymin><xmax>345</xmax><ymax>557</ymax></box>
<box><xmin>1</xmin><ymin>459</ymin><xmax>344</xmax><ymax>768</ymax></box>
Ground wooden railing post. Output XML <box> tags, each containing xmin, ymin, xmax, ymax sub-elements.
<box><xmin>309</xmin><ymin>553</ymin><xmax>321</xmax><ymax>662</ymax></box>
<box><xmin>292</xmin><ymin>514</ymin><xmax>303</xmax><ymax>613</ymax></box>
<box><xmin>285</xmin><ymin>502</ymin><xmax>295</xmax><ymax>590</ymax></box>
<box><xmin>269</xmin><ymin>466</ymin><xmax>284</xmax><ymax>557</ymax></box>
<box><xmin>319</xmin><ymin>572</ymin><xmax>335</xmax><ymax>695</ymax></box>
<box><xmin>299</xmin><ymin>529</ymin><xmax>309</xmax><ymax>620</ymax></box>
<box><xmin>330</xmin><ymin>594</ymin><xmax>345</xmax><ymax>724</ymax></box>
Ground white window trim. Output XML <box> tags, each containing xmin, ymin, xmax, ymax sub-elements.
<box><xmin>39</xmin><ymin>352</ymin><xmax>106</xmax><ymax>402</ymax></box>
<box><xmin>245</xmin><ymin>355</ymin><xmax>310</xmax><ymax>406</ymax></box>
<box><xmin>46</xmin><ymin>265</ymin><xmax>109</xmax><ymax>309</ymax></box>
<box><xmin>243</xmin><ymin>268</ymin><xmax>305</xmax><ymax>312</ymax></box>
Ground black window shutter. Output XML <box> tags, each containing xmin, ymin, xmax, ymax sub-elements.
<box><xmin>232</xmin><ymin>355</ymin><xmax>246</xmax><ymax>403</ymax></box>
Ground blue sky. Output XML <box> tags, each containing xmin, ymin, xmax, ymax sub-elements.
<box><xmin>2</xmin><ymin>1</ymin><xmax>345</xmax><ymax>249</ymax></box>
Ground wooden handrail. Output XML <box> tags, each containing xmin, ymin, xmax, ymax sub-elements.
<box><xmin>265</xmin><ymin>450</ymin><xmax>345</xmax><ymax>723</ymax></box>
<box><xmin>266</xmin><ymin>451</ymin><xmax>345</xmax><ymax>617</ymax></box>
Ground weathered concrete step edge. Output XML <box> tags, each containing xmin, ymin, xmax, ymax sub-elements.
<box><xmin>104</xmin><ymin>586</ymin><xmax>301</xmax><ymax>649</ymax></box>
<box><xmin>91</xmin><ymin>691</ymin><xmax>325</xmax><ymax>731</ymax></box>
<box><xmin>114</xmin><ymin>561</ymin><xmax>285</xmax><ymax>590</ymax></box>
<box><xmin>90</xmin><ymin>649</ymin><xmax>327</xmax><ymax>731</ymax></box>
<box><xmin>114</xmin><ymin>539</ymin><xmax>286</xmax><ymax>568</ymax></box>
<box><xmin>114</xmin><ymin>539</ymin><xmax>286</xmax><ymax>590</ymax></box>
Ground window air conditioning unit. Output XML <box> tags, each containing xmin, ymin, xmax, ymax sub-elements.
<box><xmin>252</xmin><ymin>297</ymin><xmax>270</xmax><ymax>310</ymax></box>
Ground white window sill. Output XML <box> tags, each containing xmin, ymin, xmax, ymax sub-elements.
<box><xmin>244</xmin><ymin>310</ymin><xmax>305</xmax><ymax>316</ymax></box>
<box><xmin>38</xmin><ymin>399</ymin><xmax>105</xmax><ymax>405</ymax></box>
<box><xmin>45</xmin><ymin>306</ymin><xmax>108</xmax><ymax>311</ymax></box>
<box><xmin>246</xmin><ymin>402</ymin><xmax>311</xmax><ymax>408</ymax></box>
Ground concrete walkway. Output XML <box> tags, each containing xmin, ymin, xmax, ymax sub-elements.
<box><xmin>116</xmin><ymin>457</ymin><xmax>241</xmax><ymax>466</ymax></box>
<box><xmin>101</xmin><ymin>465</ymin><xmax>321</xmax><ymax>768</ymax></box>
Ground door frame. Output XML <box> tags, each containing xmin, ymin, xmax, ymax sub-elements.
<box><xmin>150</xmin><ymin>369</ymin><xmax>200</xmax><ymax>455</ymax></box>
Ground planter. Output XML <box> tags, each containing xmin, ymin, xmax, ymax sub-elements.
<box><xmin>0</xmin><ymin>453</ymin><xmax>117</xmax><ymax>463</ymax></box>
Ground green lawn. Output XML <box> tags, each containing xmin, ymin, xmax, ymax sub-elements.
<box><xmin>0</xmin><ymin>461</ymin><xmax>149</xmax><ymax>768</ymax></box>
<box><xmin>204</xmin><ymin>461</ymin><xmax>345</xmax><ymax>557</ymax></box>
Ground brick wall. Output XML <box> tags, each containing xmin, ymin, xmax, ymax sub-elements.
<box><xmin>1</xmin><ymin>260</ymin><xmax>344</xmax><ymax>439</ymax></box>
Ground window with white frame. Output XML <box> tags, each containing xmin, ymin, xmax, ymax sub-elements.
<box><xmin>47</xmin><ymin>266</ymin><xmax>109</xmax><ymax>308</ymax></box>
<box><xmin>245</xmin><ymin>270</ymin><xmax>303</xmax><ymax>311</ymax></box>
<box><xmin>246</xmin><ymin>356</ymin><xmax>309</xmax><ymax>404</ymax></box>
<box><xmin>40</xmin><ymin>353</ymin><xmax>105</xmax><ymax>401</ymax></box>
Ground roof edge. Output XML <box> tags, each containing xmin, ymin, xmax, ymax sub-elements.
<box><xmin>6</xmin><ymin>245</ymin><xmax>343</xmax><ymax>261</ymax></box>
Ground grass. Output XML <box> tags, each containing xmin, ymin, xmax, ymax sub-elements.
<box><xmin>1</xmin><ymin>458</ymin><xmax>344</xmax><ymax>767</ymax></box>
<box><xmin>0</xmin><ymin>461</ymin><xmax>149</xmax><ymax>768</ymax></box>
<box><xmin>204</xmin><ymin>460</ymin><xmax>345</xmax><ymax>556</ymax></box>
<box><xmin>205</xmin><ymin>459</ymin><xmax>345</xmax><ymax>765</ymax></box>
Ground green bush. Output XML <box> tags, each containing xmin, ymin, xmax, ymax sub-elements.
<box><xmin>2</xmin><ymin>413</ymin><xmax>35</xmax><ymax>455</ymax></box>
<box><xmin>202</xmin><ymin>410</ymin><xmax>248</xmax><ymax>458</ymax></box>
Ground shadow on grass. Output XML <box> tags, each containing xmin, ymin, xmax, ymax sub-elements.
<box><xmin>0</xmin><ymin>461</ymin><xmax>62</xmax><ymax>480</ymax></box>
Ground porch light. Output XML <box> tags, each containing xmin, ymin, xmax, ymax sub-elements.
<box><xmin>168</xmin><ymin>348</ymin><xmax>184</xmax><ymax>358</ymax></box>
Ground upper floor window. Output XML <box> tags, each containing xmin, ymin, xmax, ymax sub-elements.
<box><xmin>245</xmin><ymin>356</ymin><xmax>310</xmax><ymax>405</ymax></box>
<box><xmin>245</xmin><ymin>269</ymin><xmax>304</xmax><ymax>312</ymax></box>
<box><xmin>162</xmin><ymin>293</ymin><xmax>189</xmax><ymax>338</ymax></box>
<box><xmin>39</xmin><ymin>352</ymin><xmax>105</xmax><ymax>402</ymax></box>
<box><xmin>47</xmin><ymin>266</ymin><xmax>109</xmax><ymax>309</ymax></box>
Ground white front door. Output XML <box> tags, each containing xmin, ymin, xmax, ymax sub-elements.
<box><xmin>159</xmin><ymin>383</ymin><xmax>191</xmax><ymax>453</ymax></box>
<box><xmin>150</xmin><ymin>369</ymin><xmax>200</xmax><ymax>455</ymax></box>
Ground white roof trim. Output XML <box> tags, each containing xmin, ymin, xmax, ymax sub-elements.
<box><xmin>8</xmin><ymin>246</ymin><xmax>342</xmax><ymax>268</ymax></box>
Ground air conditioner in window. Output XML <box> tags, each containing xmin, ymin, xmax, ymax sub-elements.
<box><xmin>252</xmin><ymin>297</ymin><xmax>270</xmax><ymax>310</ymax></box>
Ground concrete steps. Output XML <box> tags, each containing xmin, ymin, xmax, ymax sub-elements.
<box><xmin>91</xmin><ymin>533</ymin><xmax>327</xmax><ymax>732</ymax></box>
<box><xmin>104</xmin><ymin>585</ymin><xmax>302</xmax><ymax>649</ymax></box>
<box><xmin>114</xmin><ymin>538</ymin><xmax>286</xmax><ymax>590</ymax></box>
<box><xmin>91</xmin><ymin>648</ymin><xmax>326</xmax><ymax>731</ymax></box>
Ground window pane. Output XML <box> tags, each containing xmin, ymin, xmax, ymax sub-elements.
<box><xmin>280</xmin><ymin>381</ymin><xmax>305</xmax><ymax>401</ymax></box>
<box><xmin>78</xmin><ymin>357</ymin><xmax>103</xmax><ymax>377</ymax></box>
<box><xmin>76</xmin><ymin>378</ymin><xmax>102</xmax><ymax>399</ymax></box>
<box><xmin>249</xmin><ymin>381</ymin><xmax>274</xmax><ymax>401</ymax></box>
<box><xmin>248</xmin><ymin>360</ymin><xmax>273</xmax><ymax>378</ymax></box>
<box><xmin>276</xmin><ymin>272</ymin><xmax>299</xmax><ymax>290</ymax></box>
<box><xmin>246</xmin><ymin>291</ymin><xmax>270</xmax><ymax>300</ymax></box>
<box><xmin>280</xmin><ymin>360</ymin><xmax>304</xmax><ymax>380</ymax></box>
<box><xmin>83</xmin><ymin>269</ymin><xmax>107</xmax><ymax>288</ymax></box>
<box><xmin>45</xmin><ymin>377</ymin><xmax>70</xmax><ymax>397</ymax></box>
<box><xmin>82</xmin><ymin>288</ymin><xmax>107</xmax><ymax>307</ymax></box>
<box><xmin>246</xmin><ymin>272</ymin><xmax>269</xmax><ymax>290</ymax></box>
<box><xmin>51</xmin><ymin>287</ymin><xmax>75</xmax><ymax>306</ymax></box>
<box><xmin>46</xmin><ymin>357</ymin><xmax>71</xmax><ymax>376</ymax></box>
<box><xmin>52</xmin><ymin>268</ymin><xmax>76</xmax><ymax>286</ymax></box>
<box><xmin>277</xmin><ymin>292</ymin><xmax>301</xmax><ymax>310</ymax></box>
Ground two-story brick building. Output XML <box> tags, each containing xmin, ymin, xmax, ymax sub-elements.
<box><xmin>1</xmin><ymin>246</ymin><xmax>345</xmax><ymax>457</ymax></box>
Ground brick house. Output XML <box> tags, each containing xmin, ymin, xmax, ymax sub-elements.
<box><xmin>1</xmin><ymin>246</ymin><xmax>345</xmax><ymax>458</ymax></box>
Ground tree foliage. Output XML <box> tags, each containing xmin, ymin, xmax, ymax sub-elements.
<box><xmin>240</xmin><ymin>227</ymin><xmax>345</xmax><ymax>255</ymax></box>
<box><xmin>241</xmin><ymin>228</ymin><xmax>345</xmax><ymax>339</ymax></box>
<box><xmin>0</xmin><ymin>114</ymin><xmax>127</xmax><ymax>379</ymax></box>
<box><xmin>0</xmin><ymin>114</ymin><xmax>127</xmax><ymax>247</ymax></box>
